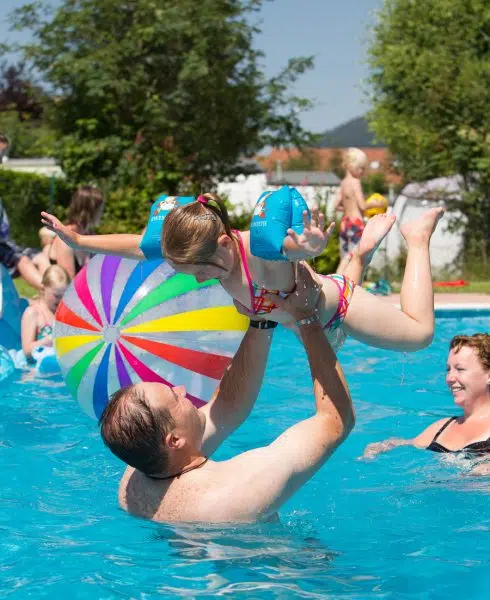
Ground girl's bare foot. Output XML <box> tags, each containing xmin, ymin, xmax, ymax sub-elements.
<box><xmin>400</xmin><ymin>207</ymin><xmax>445</xmax><ymax>246</ymax></box>
<box><xmin>357</xmin><ymin>213</ymin><xmax>397</xmax><ymax>265</ymax></box>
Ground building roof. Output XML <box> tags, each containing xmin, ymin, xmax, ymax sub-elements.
<box><xmin>257</xmin><ymin>147</ymin><xmax>401</xmax><ymax>184</ymax></box>
<box><xmin>267</xmin><ymin>170</ymin><xmax>340</xmax><ymax>186</ymax></box>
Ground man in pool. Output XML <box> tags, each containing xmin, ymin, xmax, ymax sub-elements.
<box><xmin>99</xmin><ymin>263</ymin><xmax>355</xmax><ymax>523</ymax></box>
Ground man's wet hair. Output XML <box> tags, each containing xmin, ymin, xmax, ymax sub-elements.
<box><xmin>99</xmin><ymin>384</ymin><xmax>175</xmax><ymax>476</ymax></box>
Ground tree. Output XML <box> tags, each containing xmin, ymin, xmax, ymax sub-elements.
<box><xmin>367</xmin><ymin>0</ymin><xmax>490</xmax><ymax>267</ymax></box>
<box><xmin>0</xmin><ymin>61</ymin><xmax>56</xmax><ymax>157</ymax></box>
<box><xmin>7</xmin><ymin>0</ymin><xmax>314</xmax><ymax>198</ymax></box>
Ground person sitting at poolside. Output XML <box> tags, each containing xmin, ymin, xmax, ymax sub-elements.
<box><xmin>99</xmin><ymin>264</ymin><xmax>355</xmax><ymax>523</ymax></box>
<box><xmin>363</xmin><ymin>334</ymin><xmax>490</xmax><ymax>467</ymax></box>
<box><xmin>0</xmin><ymin>133</ymin><xmax>48</xmax><ymax>291</ymax></box>
<box><xmin>21</xmin><ymin>265</ymin><xmax>70</xmax><ymax>360</ymax></box>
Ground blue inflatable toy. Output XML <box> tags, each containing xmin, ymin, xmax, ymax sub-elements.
<box><xmin>139</xmin><ymin>194</ymin><xmax>196</xmax><ymax>260</ymax></box>
<box><xmin>250</xmin><ymin>186</ymin><xmax>310</xmax><ymax>261</ymax></box>
<box><xmin>0</xmin><ymin>264</ymin><xmax>28</xmax><ymax>350</ymax></box>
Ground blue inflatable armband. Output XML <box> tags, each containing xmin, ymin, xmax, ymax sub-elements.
<box><xmin>250</xmin><ymin>186</ymin><xmax>310</xmax><ymax>261</ymax></box>
<box><xmin>139</xmin><ymin>195</ymin><xmax>196</xmax><ymax>260</ymax></box>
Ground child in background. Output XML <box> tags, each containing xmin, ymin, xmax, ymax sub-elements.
<box><xmin>334</xmin><ymin>148</ymin><xmax>386</xmax><ymax>273</ymax></box>
<box><xmin>21</xmin><ymin>265</ymin><xmax>69</xmax><ymax>361</ymax></box>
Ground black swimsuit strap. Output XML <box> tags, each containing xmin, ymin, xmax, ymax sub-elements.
<box><xmin>431</xmin><ymin>416</ymin><xmax>458</xmax><ymax>444</ymax></box>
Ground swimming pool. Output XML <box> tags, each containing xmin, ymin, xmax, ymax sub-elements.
<box><xmin>0</xmin><ymin>314</ymin><xmax>489</xmax><ymax>598</ymax></box>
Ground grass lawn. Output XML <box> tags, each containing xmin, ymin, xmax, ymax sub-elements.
<box><xmin>389</xmin><ymin>280</ymin><xmax>490</xmax><ymax>294</ymax></box>
<box><xmin>14</xmin><ymin>274</ymin><xmax>490</xmax><ymax>301</ymax></box>
<box><xmin>13</xmin><ymin>279</ymin><xmax>38</xmax><ymax>299</ymax></box>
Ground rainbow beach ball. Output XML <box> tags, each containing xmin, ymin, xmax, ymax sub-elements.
<box><xmin>54</xmin><ymin>255</ymin><xmax>248</xmax><ymax>419</ymax></box>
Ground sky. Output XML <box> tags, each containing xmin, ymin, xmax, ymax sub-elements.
<box><xmin>0</xmin><ymin>0</ymin><xmax>382</xmax><ymax>134</ymax></box>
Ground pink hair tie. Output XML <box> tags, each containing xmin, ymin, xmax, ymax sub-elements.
<box><xmin>197</xmin><ymin>195</ymin><xmax>208</xmax><ymax>205</ymax></box>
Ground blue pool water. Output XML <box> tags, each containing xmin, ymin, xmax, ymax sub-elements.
<box><xmin>1</xmin><ymin>315</ymin><xmax>489</xmax><ymax>599</ymax></box>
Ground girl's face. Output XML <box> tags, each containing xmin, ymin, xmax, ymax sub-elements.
<box><xmin>43</xmin><ymin>285</ymin><xmax>67</xmax><ymax>312</ymax></box>
<box><xmin>167</xmin><ymin>235</ymin><xmax>236</xmax><ymax>283</ymax></box>
<box><xmin>446</xmin><ymin>346</ymin><xmax>490</xmax><ymax>409</ymax></box>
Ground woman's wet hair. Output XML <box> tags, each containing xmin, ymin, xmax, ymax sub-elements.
<box><xmin>450</xmin><ymin>333</ymin><xmax>490</xmax><ymax>371</ymax></box>
<box><xmin>161</xmin><ymin>193</ymin><xmax>234</xmax><ymax>265</ymax></box>
<box><xmin>67</xmin><ymin>186</ymin><xmax>104</xmax><ymax>234</ymax></box>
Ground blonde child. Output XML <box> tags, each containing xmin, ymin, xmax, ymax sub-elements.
<box><xmin>334</xmin><ymin>148</ymin><xmax>387</xmax><ymax>273</ymax></box>
<box><xmin>21</xmin><ymin>265</ymin><xmax>70</xmax><ymax>360</ymax></box>
<box><xmin>41</xmin><ymin>190</ymin><xmax>443</xmax><ymax>354</ymax></box>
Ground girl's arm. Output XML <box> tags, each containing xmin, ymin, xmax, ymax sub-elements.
<box><xmin>21</xmin><ymin>307</ymin><xmax>47</xmax><ymax>358</ymax></box>
<box><xmin>282</xmin><ymin>207</ymin><xmax>335</xmax><ymax>261</ymax></box>
<box><xmin>41</xmin><ymin>212</ymin><xmax>144</xmax><ymax>260</ymax></box>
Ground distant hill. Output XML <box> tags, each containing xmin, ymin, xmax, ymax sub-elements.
<box><xmin>316</xmin><ymin>116</ymin><xmax>386</xmax><ymax>148</ymax></box>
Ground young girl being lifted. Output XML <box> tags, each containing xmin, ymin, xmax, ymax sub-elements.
<box><xmin>41</xmin><ymin>193</ymin><xmax>443</xmax><ymax>353</ymax></box>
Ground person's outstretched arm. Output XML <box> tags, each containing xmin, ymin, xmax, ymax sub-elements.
<box><xmin>362</xmin><ymin>418</ymin><xmax>451</xmax><ymax>460</ymax></box>
<box><xmin>200</xmin><ymin>320</ymin><xmax>275</xmax><ymax>456</ymax></box>
<box><xmin>41</xmin><ymin>212</ymin><xmax>144</xmax><ymax>260</ymax></box>
<box><xmin>215</xmin><ymin>263</ymin><xmax>355</xmax><ymax>521</ymax></box>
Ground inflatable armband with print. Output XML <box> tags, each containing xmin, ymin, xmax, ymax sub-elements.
<box><xmin>139</xmin><ymin>194</ymin><xmax>196</xmax><ymax>260</ymax></box>
<box><xmin>250</xmin><ymin>186</ymin><xmax>310</xmax><ymax>261</ymax></box>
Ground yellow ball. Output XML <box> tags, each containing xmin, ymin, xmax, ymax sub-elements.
<box><xmin>364</xmin><ymin>193</ymin><xmax>388</xmax><ymax>218</ymax></box>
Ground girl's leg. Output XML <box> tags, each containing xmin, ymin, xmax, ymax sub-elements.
<box><xmin>341</xmin><ymin>207</ymin><xmax>444</xmax><ymax>351</ymax></box>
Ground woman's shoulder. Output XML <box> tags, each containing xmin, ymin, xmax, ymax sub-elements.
<box><xmin>412</xmin><ymin>417</ymin><xmax>453</xmax><ymax>448</ymax></box>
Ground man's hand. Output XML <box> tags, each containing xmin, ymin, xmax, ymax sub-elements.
<box><xmin>285</xmin><ymin>208</ymin><xmax>335</xmax><ymax>257</ymax></box>
<box><xmin>264</xmin><ymin>263</ymin><xmax>321</xmax><ymax>321</ymax></box>
<box><xmin>41</xmin><ymin>212</ymin><xmax>80</xmax><ymax>249</ymax></box>
<box><xmin>233</xmin><ymin>299</ymin><xmax>262</xmax><ymax>320</ymax></box>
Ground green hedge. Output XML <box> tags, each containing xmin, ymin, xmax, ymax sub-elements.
<box><xmin>0</xmin><ymin>170</ymin><xmax>73</xmax><ymax>248</ymax></box>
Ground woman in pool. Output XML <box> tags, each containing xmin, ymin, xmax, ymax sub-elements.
<box><xmin>21</xmin><ymin>265</ymin><xmax>70</xmax><ymax>360</ymax></box>
<box><xmin>363</xmin><ymin>333</ymin><xmax>490</xmax><ymax>461</ymax></box>
<box><xmin>41</xmin><ymin>193</ymin><xmax>443</xmax><ymax>352</ymax></box>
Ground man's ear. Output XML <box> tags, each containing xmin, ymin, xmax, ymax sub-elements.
<box><xmin>165</xmin><ymin>431</ymin><xmax>186</xmax><ymax>450</ymax></box>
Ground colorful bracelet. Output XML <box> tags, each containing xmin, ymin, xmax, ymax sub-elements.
<box><xmin>295</xmin><ymin>314</ymin><xmax>320</xmax><ymax>327</ymax></box>
<box><xmin>249</xmin><ymin>320</ymin><xmax>278</xmax><ymax>330</ymax></box>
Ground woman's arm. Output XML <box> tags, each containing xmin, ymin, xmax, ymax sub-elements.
<box><xmin>362</xmin><ymin>419</ymin><xmax>450</xmax><ymax>460</ymax></box>
<box><xmin>41</xmin><ymin>212</ymin><xmax>144</xmax><ymax>260</ymax></box>
<box><xmin>52</xmin><ymin>235</ymin><xmax>76</xmax><ymax>279</ymax></box>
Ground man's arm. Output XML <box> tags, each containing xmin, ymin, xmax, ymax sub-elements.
<box><xmin>214</xmin><ymin>265</ymin><xmax>355</xmax><ymax>520</ymax></box>
<box><xmin>200</xmin><ymin>323</ymin><xmax>274</xmax><ymax>456</ymax></box>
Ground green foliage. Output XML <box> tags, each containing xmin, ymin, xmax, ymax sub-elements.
<box><xmin>363</xmin><ymin>172</ymin><xmax>389</xmax><ymax>196</ymax></box>
<box><xmin>367</xmin><ymin>0</ymin><xmax>490</xmax><ymax>262</ymax></box>
<box><xmin>0</xmin><ymin>169</ymin><xmax>72</xmax><ymax>247</ymax></box>
<box><xmin>308</xmin><ymin>226</ymin><xmax>340</xmax><ymax>275</ymax></box>
<box><xmin>0</xmin><ymin>110</ymin><xmax>56</xmax><ymax>157</ymax></box>
<box><xmin>8</xmin><ymin>0</ymin><xmax>315</xmax><ymax>196</ymax></box>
